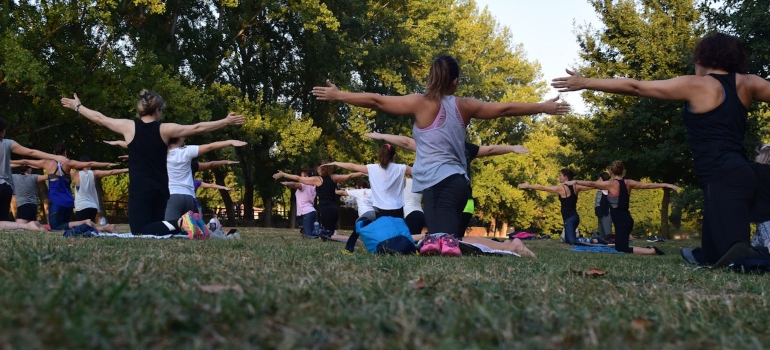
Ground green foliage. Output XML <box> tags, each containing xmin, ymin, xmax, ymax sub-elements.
<box><xmin>570</xmin><ymin>0</ymin><xmax>704</xmax><ymax>234</ymax></box>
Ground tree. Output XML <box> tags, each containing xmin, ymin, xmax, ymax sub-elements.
<box><xmin>569</xmin><ymin>0</ymin><xmax>704</xmax><ymax>237</ymax></box>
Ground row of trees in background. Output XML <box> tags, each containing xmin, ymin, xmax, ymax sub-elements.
<box><xmin>1</xmin><ymin>0</ymin><xmax>768</xmax><ymax>236</ymax></box>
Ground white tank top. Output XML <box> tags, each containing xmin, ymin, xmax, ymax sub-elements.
<box><xmin>74</xmin><ymin>170</ymin><xmax>100</xmax><ymax>211</ymax></box>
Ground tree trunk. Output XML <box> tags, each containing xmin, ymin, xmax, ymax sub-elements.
<box><xmin>489</xmin><ymin>217</ymin><xmax>497</xmax><ymax>237</ymax></box>
<box><xmin>95</xmin><ymin>177</ymin><xmax>106</xmax><ymax>222</ymax></box>
<box><xmin>499</xmin><ymin>221</ymin><xmax>509</xmax><ymax>238</ymax></box>
<box><xmin>37</xmin><ymin>182</ymin><xmax>49</xmax><ymax>224</ymax></box>
<box><xmin>288</xmin><ymin>189</ymin><xmax>296</xmax><ymax>229</ymax></box>
<box><xmin>262</xmin><ymin>195</ymin><xmax>273</xmax><ymax>227</ymax></box>
<box><xmin>212</xmin><ymin>167</ymin><xmax>236</xmax><ymax>225</ymax></box>
<box><xmin>660</xmin><ymin>187</ymin><xmax>670</xmax><ymax>238</ymax></box>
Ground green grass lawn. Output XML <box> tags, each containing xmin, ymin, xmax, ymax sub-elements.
<box><xmin>0</xmin><ymin>227</ymin><xmax>768</xmax><ymax>349</ymax></box>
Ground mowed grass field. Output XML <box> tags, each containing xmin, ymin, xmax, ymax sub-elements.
<box><xmin>0</xmin><ymin>226</ymin><xmax>768</xmax><ymax>349</ymax></box>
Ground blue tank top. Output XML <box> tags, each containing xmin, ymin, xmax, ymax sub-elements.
<box><xmin>411</xmin><ymin>95</ymin><xmax>468</xmax><ymax>192</ymax></box>
<box><xmin>683</xmin><ymin>73</ymin><xmax>749</xmax><ymax>187</ymax></box>
<box><xmin>48</xmin><ymin>162</ymin><xmax>74</xmax><ymax>207</ymax></box>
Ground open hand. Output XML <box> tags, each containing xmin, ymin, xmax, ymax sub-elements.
<box><xmin>225</xmin><ymin>112</ymin><xmax>246</xmax><ymax>126</ymax></box>
<box><xmin>60</xmin><ymin>93</ymin><xmax>81</xmax><ymax>110</ymax></box>
<box><xmin>541</xmin><ymin>96</ymin><xmax>571</xmax><ymax>115</ymax></box>
<box><xmin>312</xmin><ymin>80</ymin><xmax>341</xmax><ymax>101</ymax></box>
<box><xmin>551</xmin><ymin>69</ymin><xmax>587</xmax><ymax>93</ymax></box>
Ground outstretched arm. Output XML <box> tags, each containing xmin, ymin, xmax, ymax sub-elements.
<box><xmin>196</xmin><ymin>160</ymin><xmax>238</xmax><ymax>172</ymax></box>
<box><xmin>333</xmin><ymin>172</ymin><xmax>366</xmax><ymax>183</ymax></box>
<box><xmin>198</xmin><ymin>140</ymin><xmax>247</xmax><ymax>156</ymax></box>
<box><xmin>517</xmin><ymin>182</ymin><xmax>564</xmax><ymax>195</ymax></box>
<box><xmin>364</xmin><ymin>133</ymin><xmax>416</xmax><ymax>152</ymax></box>
<box><xmin>66</xmin><ymin>161</ymin><xmax>118</xmax><ymax>170</ymax></box>
<box><xmin>273</xmin><ymin>171</ymin><xmax>323</xmax><ymax>187</ymax></box>
<box><xmin>93</xmin><ymin>168</ymin><xmax>129</xmax><ymax>178</ymax></box>
<box><xmin>159</xmin><ymin>113</ymin><xmax>245</xmax><ymax>142</ymax></box>
<box><xmin>10</xmin><ymin>143</ymin><xmax>68</xmax><ymax>164</ymax></box>
<box><xmin>280</xmin><ymin>181</ymin><xmax>303</xmax><ymax>190</ymax></box>
<box><xmin>324</xmin><ymin>162</ymin><xmax>368</xmax><ymax>174</ymax></box>
<box><xmin>199</xmin><ymin>182</ymin><xmax>232</xmax><ymax>191</ymax></box>
<box><xmin>476</xmin><ymin>145</ymin><xmax>530</xmax><ymax>158</ymax></box>
<box><xmin>552</xmin><ymin>69</ymin><xmax>705</xmax><ymax>102</ymax></box>
<box><xmin>61</xmin><ymin>94</ymin><xmax>134</xmax><ymax>138</ymax></box>
<box><xmin>313</xmin><ymin>80</ymin><xmax>424</xmax><ymax>116</ymax></box>
<box><xmin>103</xmin><ymin>140</ymin><xmax>128</xmax><ymax>149</ymax></box>
<box><xmin>11</xmin><ymin>159</ymin><xmax>50</xmax><ymax>169</ymax></box>
<box><xmin>567</xmin><ymin>180</ymin><xmax>613</xmax><ymax>191</ymax></box>
<box><xmin>625</xmin><ymin>179</ymin><xmax>680</xmax><ymax>191</ymax></box>
<box><xmin>460</xmin><ymin>96</ymin><xmax>570</xmax><ymax>120</ymax></box>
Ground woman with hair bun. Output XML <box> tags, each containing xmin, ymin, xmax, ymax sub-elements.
<box><xmin>323</xmin><ymin>143</ymin><xmax>410</xmax><ymax>219</ymax></box>
<box><xmin>518</xmin><ymin>168</ymin><xmax>590</xmax><ymax>244</ymax></box>
<box><xmin>554</xmin><ymin>32</ymin><xmax>770</xmax><ymax>265</ymax></box>
<box><xmin>61</xmin><ymin>90</ymin><xmax>245</xmax><ymax>233</ymax></box>
<box><xmin>313</xmin><ymin>55</ymin><xmax>570</xmax><ymax>256</ymax></box>
<box><xmin>567</xmin><ymin>161</ymin><xmax>680</xmax><ymax>255</ymax></box>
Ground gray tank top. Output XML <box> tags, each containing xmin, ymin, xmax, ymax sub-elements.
<box><xmin>0</xmin><ymin>139</ymin><xmax>14</xmax><ymax>190</ymax></box>
<box><xmin>12</xmin><ymin>174</ymin><xmax>38</xmax><ymax>206</ymax></box>
<box><xmin>411</xmin><ymin>95</ymin><xmax>468</xmax><ymax>192</ymax></box>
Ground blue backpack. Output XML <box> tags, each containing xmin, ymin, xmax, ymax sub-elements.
<box><xmin>354</xmin><ymin>216</ymin><xmax>416</xmax><ymax>254</ymax></box>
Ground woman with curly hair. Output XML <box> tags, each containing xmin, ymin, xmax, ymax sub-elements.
<box><xmin>554</xmin><ymin>32</ymin><xmax>770</xmax><ymax>266</ymax></box>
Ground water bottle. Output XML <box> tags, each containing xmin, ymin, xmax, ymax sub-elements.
<box><xmin>99</xmin><ymin>217</ymin><xmax>107</xmax><ymax>226</ymax></box>
<box><xmin>313</xmin><ymin>221</ymin><xmax>320</xmax><ymax>234</ymax></box>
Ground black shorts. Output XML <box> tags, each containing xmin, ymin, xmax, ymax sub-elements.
<box><xmin>75</xmin><ymin>208</ymin><xmax>99</xmax><ymax>222</ymax></box>
<box><xmin>16</xmin><ymin>203</ymin><xmax>38</xmax><ymax>221</ymax></box>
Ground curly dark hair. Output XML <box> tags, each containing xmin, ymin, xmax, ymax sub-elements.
<box><xmin>692</xmin><ymin>32</ymin><xmax>747</xmax><ymax>74</ymax></box>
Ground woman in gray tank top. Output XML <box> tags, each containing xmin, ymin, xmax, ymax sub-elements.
<box><xmin>314</xmin><ymin>55</ymin><xmax>570</xmax><ymax>256</ymax></box>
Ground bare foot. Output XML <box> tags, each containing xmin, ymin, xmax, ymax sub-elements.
<box><xmin>507</xmin><ymin>238</ymin><xmax>537</xmax><ymax>258</ymax></box>
<box><xmin>99</xmin><ymin>224</ymin><xmax>117</xmax><ymax>233</ymax></box>
<box><xmin>23</xmin><ymin>222</ymin><xmax>46</xmax><ymax>231</ymax></box>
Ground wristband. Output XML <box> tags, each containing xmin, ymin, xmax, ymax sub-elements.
<box><xmin>75</xmin><ymin>103</ymin><xmax>82</xmax><ymax>112</ymax></box>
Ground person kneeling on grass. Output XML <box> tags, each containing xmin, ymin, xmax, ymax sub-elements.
<box><xmin>566</xmin><ymin>161</ymin><xmax>680</xmax><ymax>255</ymax></box>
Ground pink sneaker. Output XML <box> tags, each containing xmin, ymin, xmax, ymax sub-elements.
<box><xmin>440</xmin><ymin>235</ymin><xmax>461</xmax><ymax>257</ymax></box>
<box><xmin>419</xmin><ymin>234</ymin><xmax>441</xmax><ymax>255</ymax></box>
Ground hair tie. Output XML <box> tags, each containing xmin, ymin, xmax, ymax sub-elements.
<box><xmin>385</xmin><ymin>143</ymin><xmax>391</xmax><ymax>149</ymax></box>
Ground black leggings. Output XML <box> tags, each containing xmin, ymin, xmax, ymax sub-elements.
<box><xmin>0</xmin><ymin>183</ymin><xmax>12</xmax><ymax>221</ymax></box>
<box><xmin>701</xmin><ymin>165</ymin><xmax>756</xmax><ymax>264</ymax></box>
<box><xmin>422</xmin><ymin>174</ymin><xmax>470</xmax><ymax>238</ymax></box>
<box><xmin>138</xmin><ymin>220</ymin><xmax>181</xmax><ymax>236</ymax></box>
<box><xmin>129</xmin><ymin>189</ymin><xmax>169</xmax><ymax>234</ymax></box>
<box><xmin>405</xmin><ymin>211</ymin><xmax>425</xmax><ymax>237</ymax></box>
<box><xmin>317</xmin><ymin>204</ymin><xmax>338</xmax><ymax>232</ymax></box>
<box><xmin>375</xmin><ymin>207</ymin><xmax>403</xmax><ymax>219</ymax></box>
<box><xmin>611</xmin><ymin>209</ymin><xmax>634</xmax><ymax>253</ymax></box>
<box><xmin>75</xmin><ymin>208</ymin><xmax>98</xmax><ymax>222</ymax></box>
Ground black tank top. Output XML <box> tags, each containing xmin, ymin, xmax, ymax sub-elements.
<box><xmin>683</xmin><ymin>73</ymin><xmax>749</xmax><ymax>187</ymax></box>
<box><xmin>559</xmin><ymin>184</ymin><xmax>578</xmax><ymax>220</ymax></box>
<box><xmin>128</xmin><ymin>119</ymin><xmax>168</xmax><ymax>192</ymax></box>
<box><xmin>612</xmin><ymin>179</ymin><xmax>630</xmax><ymax>212</ymax></box>
<box><xmin>317</xmin><ymin>175</ymin><xmax>336</xmax><ymax>206</ymax></box>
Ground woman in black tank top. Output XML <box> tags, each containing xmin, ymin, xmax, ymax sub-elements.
<box><xmin>569</xmin><ymin>161</ymin><xmax>679</xmax><ymax>255</ymax></box>
<box><xmin>518</xmin><ymin>168</ymin><xmax>590</xmax><ymax>244</ymax></box>
<box><xmin>62</xmin><ymin>90</ymin><xmax>245</xmax><ymax>234</ymax></box>
<box><xmin>274</xmin><ymin>161</ymin><xmax>366</xmax><ymax>239</ymax></box>
<box><xmin>554</xmin><ymin>32</ymin><xmax>770</xmax><ymax>265</ymax></box>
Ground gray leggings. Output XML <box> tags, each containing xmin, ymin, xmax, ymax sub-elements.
<box><xmin>164</xmin><ymin>194</ymin><xmax>197</xmax><ymax>221</ymax></box>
